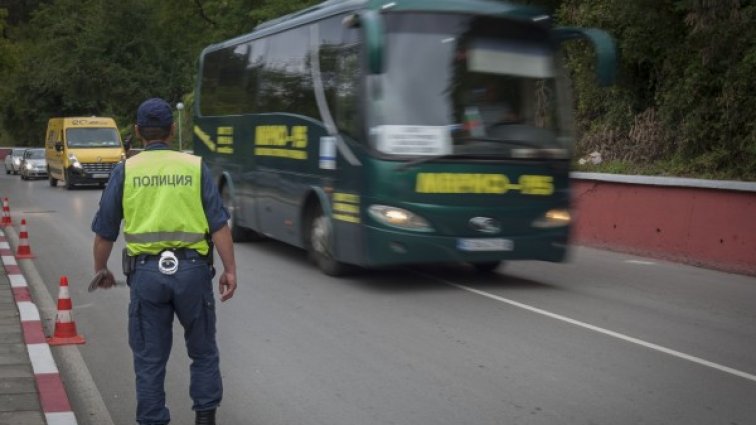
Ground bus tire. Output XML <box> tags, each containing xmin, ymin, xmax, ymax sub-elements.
<box><xmin>307</xmin><ymin>206</ymin><xmax>351</xmax><ymax>276</ymax></box>
<box><xmin>471</xmin><ymin>261</ymin><xmax>503</xmax><ymax>273</ymax></box>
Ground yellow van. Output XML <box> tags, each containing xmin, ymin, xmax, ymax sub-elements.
<box><xmin>45</xmin><ymin>117</ymin><xmax>124</xmax><ymax>189</ymax></box>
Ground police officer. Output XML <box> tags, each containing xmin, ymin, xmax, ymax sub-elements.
<box><xmin>91</xmin><ymin>98</ymin><xmax>237</xmax><ymax>425</ymax></box>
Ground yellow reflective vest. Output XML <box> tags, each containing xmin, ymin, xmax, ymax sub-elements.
<box><xmin>123</xmin><ymin>150</ymin><xmax>210</xmax><ymax>255</ymax></box>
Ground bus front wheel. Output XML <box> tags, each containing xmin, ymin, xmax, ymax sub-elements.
<box><xmin>308</xmin><ymin>207</ymin><xmax>351</xmax><ymax>276</ymax></box>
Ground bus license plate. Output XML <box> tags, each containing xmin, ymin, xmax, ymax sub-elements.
<box><xmin>457</xmin><ymin>238</ymin><xmax>513</xmax><ymax>252</ymax></box>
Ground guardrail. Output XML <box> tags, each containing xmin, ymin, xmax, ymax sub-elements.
<box><xmin>570</xmin><ymin>173</ymin><xmax>756</xmax><ymax>276</ymax></box>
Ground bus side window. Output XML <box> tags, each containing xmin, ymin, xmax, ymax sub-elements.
<box><xmin>258</xmin><ymin>27</ymin><xmax>318</xmax><ymax>119</ymax></box>
<box><xmin>201</xmin><ymin>44</ymin><xmax>249</xmax><ymax>116</ymax></box>
<box><xmin>243</xmin><ymin>39</ymin><xmax>267</xmax><ymax>114</ymax></box>
<box><xmin>318</xmin><ymin>16</ymin><xmax>361</xmax><ymax>141</ymax></box>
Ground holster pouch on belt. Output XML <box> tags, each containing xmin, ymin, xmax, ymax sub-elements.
<box><xmin>206</xmin><ymin>232</ymin><xmax>216</xmax><ymax>278</ymax></box>
<box><xmin>122</xmin><ymin>248</ymin><xmax>136</xmax><ymax>275</ymax></box>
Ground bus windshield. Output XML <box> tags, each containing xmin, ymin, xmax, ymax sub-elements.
<box><xmin>370</xmin><ymin>13</ymin><xmax>572</xmax><ymax>159</ymax></box>
<box><xmin>66</xmin><ymin>128</ymin><xmax>121</xmax><ymax>148</ymax></box>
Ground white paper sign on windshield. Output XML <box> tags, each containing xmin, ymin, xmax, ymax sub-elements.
<box><xmin>373</xmin><ymin>125</ymin><xmax>452</xmax><ymax>156</ymax></box>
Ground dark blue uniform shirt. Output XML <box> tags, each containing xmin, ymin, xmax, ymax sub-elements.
<box><xmin>91</xmin><ymin>143</ymin><xmax>229</xmax><ymax>242</ymax></box>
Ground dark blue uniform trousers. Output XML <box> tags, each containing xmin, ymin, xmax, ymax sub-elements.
<box><xmin>128</xmin><ymin>254</ymin><xmax>222</xmax><ymax>425</ymax></box>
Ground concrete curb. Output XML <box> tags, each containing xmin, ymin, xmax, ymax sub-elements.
<box><xmin>1</xmin><ymin>227</ymin><xmax>115</xmax><ymax>425</ymax></box>
<box><xmin>1</xmin><ymin>228</ymin><xmax>77</xmax><ymax>425</ymax></box>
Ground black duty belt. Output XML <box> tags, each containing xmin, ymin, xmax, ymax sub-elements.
<box><xmin>133</xmin><ymin>248</ymin><xmax>208</xmax><ymax>262</ymax></box>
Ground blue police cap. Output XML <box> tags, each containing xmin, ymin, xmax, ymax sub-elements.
<box><xmin>137</xmin><ymin>98</ymin><xmax>173</xmax><ymax>128</ymax></box>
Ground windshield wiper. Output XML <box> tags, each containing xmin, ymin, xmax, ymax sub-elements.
<box><xmin>395</xmin><ymin>136</ymin><xmax>561</xmax><ymax>171</ymax></box>
<box><xmin>395</xmin><ymin>152</ymin><xmax>490</xmax><ymax>171</ymax></box>
<box><xmin>460</xmin><ymin>137</ymin><xmax>541</xmax><ymax>149</ymax></box>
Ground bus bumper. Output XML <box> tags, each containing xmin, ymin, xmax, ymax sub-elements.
<box><xmin>362</xmin><ymin>225</ymin><xmax>569</xmax><ymax>267</ymax></box>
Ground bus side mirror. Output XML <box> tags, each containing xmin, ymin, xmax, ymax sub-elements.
<box><xmin>554</xmin><ymin>27</ymin><xmax>617</xmax><ymax>86</ymax></box>
<box><xmin>54</xmin><ymin>142</ymin><xmax>63</xmax><ymax>152</ymax></box>
<box><xmin>357</xmin><ymin>10</ymin><xmax>384</xmax><ymax>74</ymax></box>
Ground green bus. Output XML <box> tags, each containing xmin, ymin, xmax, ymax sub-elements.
<box><xmin>193</xmin><ymin>0</ymin><xmax>616</xmax><ymax>275</ymax></box>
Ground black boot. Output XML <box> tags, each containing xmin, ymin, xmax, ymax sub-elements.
<box><xmin>195</xmin><ymin>408</ymin><xmax>216</xmax><ymax>425</ymax></box>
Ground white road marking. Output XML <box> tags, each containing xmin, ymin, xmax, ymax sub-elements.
<box><xmin>625</xmin><ymin>260</ymin><xmax>656</xmax><ymax>265</ymax></box>
<box><xmin>0</xmin><ymin>241</ymin><xmax>9</xmax><ymax>249</ymax></box>
<box><xmin>426</xmin><ymin>274</ymin><xmax>756</xmax><ymax>383</ymax></box>
<box><xmin>1</xmin><ymin>255</ymin><xmax>16</xmax><ymax>265</ymax></box>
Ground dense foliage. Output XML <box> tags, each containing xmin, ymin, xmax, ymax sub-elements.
<box><xmin>0</xmin><ymin>0</ymin><xmax>753</xmax><ymax>179</ymax></box>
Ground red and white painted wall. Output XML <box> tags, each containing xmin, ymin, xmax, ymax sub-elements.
<box><xmin>571</xmin><ymin>173</ymin><xmax>756</xmax><ymax>276</ymax></box>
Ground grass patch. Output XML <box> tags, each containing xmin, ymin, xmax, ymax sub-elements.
<box><xmin>573</xmin><ymin>154</ymin><xmax>756</xmax><ymax>181</ymax></box>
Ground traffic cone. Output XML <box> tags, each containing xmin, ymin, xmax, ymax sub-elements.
<box><xmin>1</xmin><ymin>197</ymin><xmax>11</xmax><ymax>227</ymax></box>
<box><xmin>48</xmin><ymin>276</ymin><xmax>85</xmax><ymax>345</ymax></box>
<box><xmin>15</xmin><ymin>218</ymin><xmax>34</xmax><ymax>259</ymax></box>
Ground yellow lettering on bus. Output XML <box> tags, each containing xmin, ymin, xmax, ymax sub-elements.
<box><xmin>255</xmin><ymin>125</ymin><xmax>308</xmax><ymax>148</ymax></box>
<box><xmin>254</xmin><ymin>125</ymin><xmax>308</xmax><ymax>159</ymax></box>
<box><xmin>291</xmin><ymin>126</ymin><xmax>307</xmax><ymax>148</ymax></box>
<box><xmin>333</xmin><ymin>193</ymin><xmax>360</xmax><ymax>204</ymax></box>
<box><xmin>416</xmin><ymin>173</ymin><xmax>509</xmax><ymax>194</ymax></box>
<box><xmin>416</xmin><ymin>173</ymin><xmax>553</xmax><ymax>196</ymax></box>
<box><xmin>333</xmin><ymin>202</ymin><xmax>359</xmax><ymax>214</ymax></box>
<box><xmin>333</xmin><ymin>213</ymin><xmax>360</xmax><ymax>224</ymax></box>
<box><xmin>254</xmin><ymin>147</ymin><xmax>307</xmax><ymax>160</ymax></box>
<box><xmin>217</xmin><ymin>126</ymin><xmax>233</xmax><ymax>136</ymax></box>
<box><xmin>194</xmin><ymin>126</ymin><xmax>216</xmax><ymax>152</ymax></box>
<box><xmin>519</xmin><ymin>175</ymin><xmax>554</xmax><ymax>195</ymax></box>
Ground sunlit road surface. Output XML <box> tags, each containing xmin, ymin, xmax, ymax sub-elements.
<box><xmin>3</xmin><ymin>172</ymin><xmax>755</xmax><ymax>425</ymax></box>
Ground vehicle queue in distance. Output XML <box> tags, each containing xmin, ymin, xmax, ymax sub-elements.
<box><xmin>3</xmin><ymin>146</ymin><xmax>47</xmax><ymax>180</ymax></box>
<box><xmin>2</xmin><ymin>116</ymin><xmax>127</xmax><ymax>189</ymax></box>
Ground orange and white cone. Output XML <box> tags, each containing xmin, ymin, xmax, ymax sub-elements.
<box><xmin>15</xmin><ymin>218</ymin><xmax>34</xmax><ymax>259</ymax></box>
<box><xmin>1</xmin><ymin>197</ymin><xmax>11</xmax><ymax>227</ymax></box>
<box><xmin>48</xmin><ymin>276</ymin><xmax>85</xmax><ymax>345</ymax></box>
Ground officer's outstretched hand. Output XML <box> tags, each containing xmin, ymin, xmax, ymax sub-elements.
<box><xmin>88</xmin><ymin>269</ymin><xmax>116</xmax><ymax>292</ymax></box>
<box><xmin>219</xmin><ymin>270</ymin><xmax>237</xmax><ymax>302</ymax></box>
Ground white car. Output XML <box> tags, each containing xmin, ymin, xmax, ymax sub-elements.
<box><xmin>19</xmin><ymin>148</ymin><xmax>48</xmax><ymax>180</ymax></box>
<box><xmin>4</xmin><ymin>148</ymin><xmax>26</xmax><ymax>175</ymax></box>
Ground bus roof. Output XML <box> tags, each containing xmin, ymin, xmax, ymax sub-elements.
<box><xmin>203</xmin><ymin>0</ymin><xmax>546</xmax><ymax>53</ymax></box>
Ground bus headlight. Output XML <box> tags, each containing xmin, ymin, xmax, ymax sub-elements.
<box><xmin>24</xmin><ymin>162</ymin><xmax>32</xmax><ymax>170</ymax></box>
<box><xmin>368</xmin><ymin>205</ymin><xmax>433</xmax><ymax>231</ymax></box>
<box><xmin>13</xmin><ymin>158</ymin><xmax>21</xmax><ymax>166</ymax></box>
<box><xmin>67</xmin><ymin>153</ymin><xmax>82</xmax><ymax>169</ymax></box>
<box><xmin>532</xmin><ymin>208</ymin><xmax>571</xmax><ymax>228</ymax></box>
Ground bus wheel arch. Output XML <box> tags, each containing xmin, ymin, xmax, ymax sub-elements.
<box><xmin>302</xmin><ymin>189</ymin><xmax>351</xmax><ymax>276</ymax></box>
<box><xmin>219</xmin><ymin>175</ymin><xmax>264</xmax><ymax>242</ymax></box>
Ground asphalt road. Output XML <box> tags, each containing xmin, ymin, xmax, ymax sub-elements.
<box><xmin>2</xmin><ymin>172</ymin><xmax>755</xmax><ymax>425</ymax></box>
